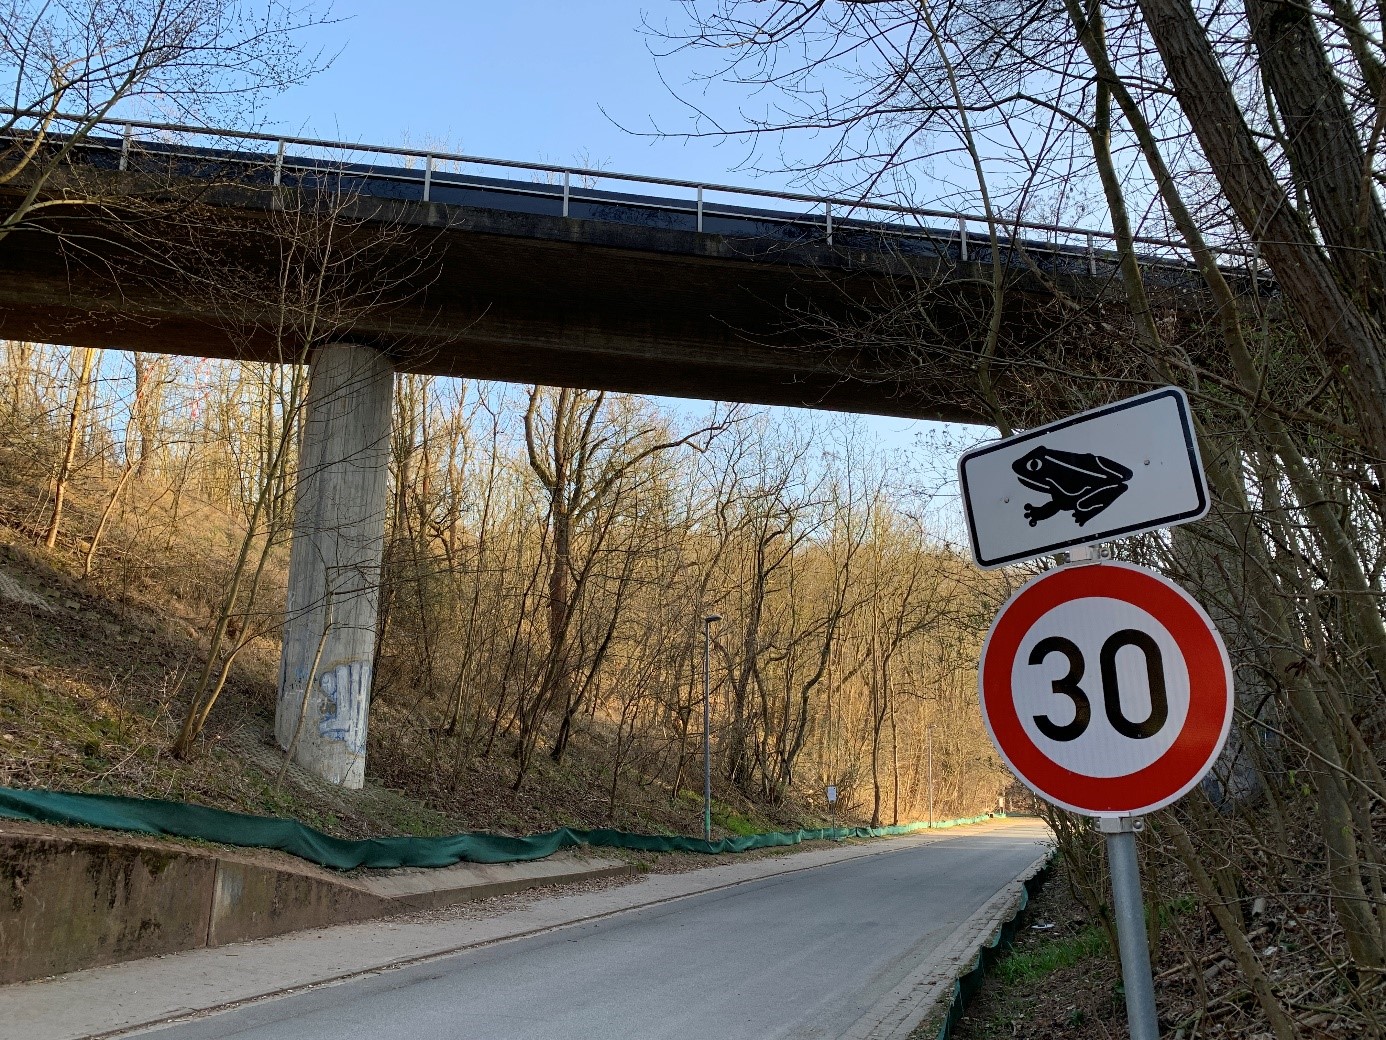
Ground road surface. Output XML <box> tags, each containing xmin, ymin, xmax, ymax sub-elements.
<box><xmin>128</xmin><ymin>821</ymin><xmax>1047</xmax><ymax>1040</ymax></box>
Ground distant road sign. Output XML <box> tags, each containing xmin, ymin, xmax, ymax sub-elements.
<box><xmin>959</xmin><ymin>387</ymin><xmax>1209</xmax><ymax>569</ymax></box>
<box><xmin>979</xmin><ymin>562</ymin><xmax>1232</xmax><ymax>817</ymax></box>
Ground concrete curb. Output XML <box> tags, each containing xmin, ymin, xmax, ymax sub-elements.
<box><xmin>352</xmin><ymin>855</ymin><xmax>635</xmax><ymax>911</ymax></box>
<box><xmin>840</xmin><ymin>851</ymin><xmax>1053</xmax><ymax>1040</ymax></box>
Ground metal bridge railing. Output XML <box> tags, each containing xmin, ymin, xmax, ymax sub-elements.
<box><xmin>1</xmin><ymin>109</ymin><xmax>1263</xmax><ymax>277</ymax></box>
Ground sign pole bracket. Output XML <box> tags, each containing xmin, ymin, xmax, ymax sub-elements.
<box><xmin>1100</xmin><ymin>815</ymin><xmax>1160</xmax><ymax>1040</ymax></box>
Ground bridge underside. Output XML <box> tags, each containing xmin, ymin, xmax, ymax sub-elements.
<box><xmin>0</xmin><ymin>182</ymin><xmax>1152</xmax><ymax>426</ymax></box>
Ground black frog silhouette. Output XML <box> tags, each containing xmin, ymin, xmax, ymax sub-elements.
<box><xmin>1012</xmin><ymin>446</ymin><xmax>1133</xmax><ymax>527</ymax></box>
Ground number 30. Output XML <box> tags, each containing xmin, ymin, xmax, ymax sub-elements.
<box><xmin>1029</xmin><ymin>630</ymin><xmax>1168</xmax><ymax>741</ymax></box>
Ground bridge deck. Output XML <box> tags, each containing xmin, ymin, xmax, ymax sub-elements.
<box><xmin>0</xmin><ymin>122</ymin><xmax>1253</xmax><ymax>422</ymax></box>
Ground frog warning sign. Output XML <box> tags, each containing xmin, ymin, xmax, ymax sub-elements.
<box><xmin>958</xmin><ymin>387</ymin><xmax>1209</xmax><ymax>569</ymax></box>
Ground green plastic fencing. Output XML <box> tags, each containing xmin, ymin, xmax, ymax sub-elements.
<box><xmin>0</xmin><ymin>786</ymin><xmax>997</xmax><ymax>871</ymax></box>
<box><xmin>934</xmin><ymin>857</ymin><xmax>1054</xmax><ymax>1040</ymax></box>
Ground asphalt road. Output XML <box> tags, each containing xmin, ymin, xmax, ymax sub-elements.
<box><xmin>132</xmin><ymin>822</ymin><xmax>1048</xmax><ymax>1040</ymax></box>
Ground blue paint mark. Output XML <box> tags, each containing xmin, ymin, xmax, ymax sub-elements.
<box><xmin>317</xmin><ymin>663</ymin><xmax>369</xmax><ymax>755</ymax></box>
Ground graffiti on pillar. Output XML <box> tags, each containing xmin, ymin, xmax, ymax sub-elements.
<box><xmin>317</xmin><ymin>662</ymin><xmax>370</xmax><ymax>755</ymax></box>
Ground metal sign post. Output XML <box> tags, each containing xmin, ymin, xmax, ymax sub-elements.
<box><xmin>978</xmin><ymin>558</ymin><xmax>1231</xmax><ymax>1040</ymax></box>
<box><xmin>1101</xmin><ymin>817</ymin><xmax>1160</xmax><ymax>1040</ymax></box>
<box><xmin>977</xmin><ymin>561</ymin><xmax>1222</xmax><ymax>1040</ymax></box>
<box><xmin>965</xmin><ymin>391</ymin><xmax>1229</xmax><ymax>1040</ymax></box>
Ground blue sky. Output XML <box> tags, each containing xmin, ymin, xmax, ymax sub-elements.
<box><xmin>255</xmin><ymin>1</ymin><xmax>981</xmax><ymax>510</ymax></box>
<box><xmin>260</xmin><ymin>1</ymin><xmax>765</xmax><ymax>188</ymax></box>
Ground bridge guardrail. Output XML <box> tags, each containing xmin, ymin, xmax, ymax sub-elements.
<box><xmin>0</xmin><ymin>109</ymin><xmax>1266</xmax><ymax>285</ymax></box>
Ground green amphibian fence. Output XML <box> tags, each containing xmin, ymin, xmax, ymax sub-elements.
<box><xmin>0</xmin><ymin>786</ymin><xmax>998</xmax><ymax>871</ymax></box>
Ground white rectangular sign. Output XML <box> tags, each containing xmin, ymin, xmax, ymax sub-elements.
<box><xmin>958</xmin><ymin>387</ymin><xmax>1209</xmax><ymax>569</ymax></box>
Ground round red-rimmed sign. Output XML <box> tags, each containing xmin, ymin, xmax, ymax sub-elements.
<box><xmin>980</xmin><ymin>561</ymin><xmax>1232</xmax><ymax>817</ymax></box>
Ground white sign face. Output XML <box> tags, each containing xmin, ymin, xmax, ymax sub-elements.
<box><xmin>1011</xmin><ymin>596</ymin><xmax>1191</xmax><ymax>780</ymax></box>
<box><xmin>979</xmin><ymin>562</ymin><xmax>1233</xmax><ymax>817</ymax></box>
<box><xmin>958</xmin><ymin>387</ymin><xmax>1209</xmax><ymax>569</ymax></box>
<box><xmin>826</xmin><ymin>785</ymin><xmax>838</xmax><ymax>804</ymax></box>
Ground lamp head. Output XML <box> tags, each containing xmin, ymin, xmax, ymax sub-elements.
<box><xmin>704</xmin><ymin>613</ymin><xmax>722</xmax><ymax>624</ymax></box>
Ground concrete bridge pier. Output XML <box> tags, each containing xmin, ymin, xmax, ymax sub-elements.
<box><xmin>275</xmin><ymin>343</ymin><xmax>394</xmax><ymax>788</ymax></box>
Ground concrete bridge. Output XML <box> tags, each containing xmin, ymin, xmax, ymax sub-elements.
<box><xmin>0</xmin><ymin>117</ymin><xmax>1252</xmax><ymax>787</ymax></box>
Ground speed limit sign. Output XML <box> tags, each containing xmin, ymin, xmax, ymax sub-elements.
<box><xmin>979</xmin><ymin>560</ymin><xmax>1233</xmax><ymax>817</ymax></box>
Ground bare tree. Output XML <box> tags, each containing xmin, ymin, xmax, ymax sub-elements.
<box><xmin>42</xmin><ymin>344</ymin><xmax>97</xmax><ymax>547</ymax></box>
<box><xmin>515</xmin><ymin>387</ymin><xmax>726</xmax><ymax>783</ymax></box>
<box><xmin>0</xmin><ymin>0</ymin><xmax>330</xmax><ymax>243</ymax></box>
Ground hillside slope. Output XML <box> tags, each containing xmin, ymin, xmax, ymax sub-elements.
<box><xmin>0</xmin><ymin>449</ymin><xmax>819</xmax><ymax>841</ymax></box>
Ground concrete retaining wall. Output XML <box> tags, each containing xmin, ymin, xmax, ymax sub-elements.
<box><xmin>0</xmin><ymin>829</ymin><xmax>391</xmax><ymax>984</ymax></box>
<box><xmin>0</xmin><ymin>823</ymin><xmax>634</xmax><ymax>985</ymax></box>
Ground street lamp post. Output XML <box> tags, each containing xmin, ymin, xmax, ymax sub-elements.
<box><xmin>703</xmin><ymin>613</ymin><xmax>721</xmax><ymax>843</ymax></box>
<box><xmin>927</xmin><ymin>726</ymin><xmax>935</xmax><ymax>828</ymax></box>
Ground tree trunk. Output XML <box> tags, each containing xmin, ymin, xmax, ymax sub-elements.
<box><xmin>1136</xmin><ymin>0</ymin><xmax>1386</xmax><ymax>462</ymax></box>
<box><xmin>44</xmin><ymin>347</ymin><xmax>98</xmax><ymax>549</ymax></box>
<box><xmin>131</xmin><ymin>353</ymin><xmax>161</xmax><ymax>478</ymax></box>
<box><xmin>1245</xmin><ymin>0</ymin><xmax>1386</xmax><ymax>317</ymax></box>
<box><xmin>82</xmin><ymin>460</ymin><xmax>138</xmax><ymax>578</ymax></box>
